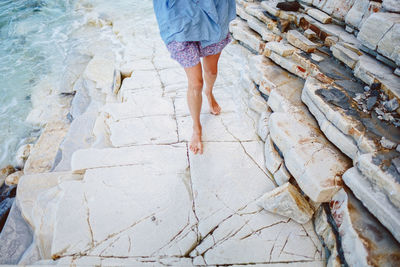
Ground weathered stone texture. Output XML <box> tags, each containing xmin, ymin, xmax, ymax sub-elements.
<box><xmin>269</xmin><ymin>111</ymin><xmax>351</xmax><ymax>202</ymax></box>
<box><xmin>257</xmin><ymin>182</ymin><xmax>314</xmax><ymax>224</ymax></box>
<box><xmin>330</xmin><ymin>188</ymin><xmax>400</xmax><ymax>266</ymax></box>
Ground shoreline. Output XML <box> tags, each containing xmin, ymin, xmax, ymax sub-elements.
<box><xmin>0</xmin><ymin>0</ymin><xmax>125</xmax><ymax>240</ymax></box>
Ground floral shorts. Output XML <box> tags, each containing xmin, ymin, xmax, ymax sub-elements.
<box><xmin>166</xmin><ymin>33</ymin><xmax>232</xmax><ymax>68</ymax></box>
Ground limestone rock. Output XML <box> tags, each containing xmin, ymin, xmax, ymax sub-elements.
<box><xmin>319</xmin><ymin>0</ymin><xmax>357</xmax><ymax>21</ymax></box>
<box><xmin>17</xmin><ymin>171</ymin><xmax>82</xmax><ymax>228</ymax></box>
<box><xmin>177</xmin><ymin>112</ymin><xmax>259</xmax><ymax>143</ymax></box>
<box><xmin>314</xmin><ymin>205</ymin><xmax>343</xmax><ymax>267</ymax></box>
<box><xmin>83</xmin><ymin>53</ymin><xmax>116</xmax><ymax>93</ymax></box>
<box><xmin>304</xmin><ymin>29</ymin><xmax>317</xmax><ymax>39</ymax></box>
<box><xmin>356</xmin><ymin>152</ymin><xmax>400</xmax><ymax>210</ymax></box>
<box><xmin>245</xmin><ymin>4</ymin><xmax>279</xmax><ymax>25</ymax></box>
<box><xmin>331</xmin><ymin>42</ymin><xmax>360</xmax><ymax>69</ymax></box>
<box><xmin>51</xmin><ymin>144</ymin><xmax>197</xmax><ymax>258</ymax></box>
<box><xmin>273</xmin><ymin>162</ymin><xmax>292</xmax><ymax>186</ymax></box>
<box><xmin>257</xmin><ymin>182</ymin><xmax>314</xmax><ymax>224</ymax></box>
<box><xmin>71</xmin><ymin>144</ymin><xmax>189</xmax><ymax>173</ymax></box>
<box><xmin>263</xmin><ymin>41</ymin><xmax>296</xmax><ymax>57</ymax></box>
<box><xmin>264</xmin><ymin>134</ymin><xmax>284</xmax><ymax>175</ymax></box>
<box><xmin>266</xmin><ymin>75</ymin><xmax>305</xmax><ymax>113</ymax></box>
<box><xmin>69</xmin><ymin>77</ymin><xmax>91</xmax><ymax>120</ymax></box>
<box><xmin>342</xmin><ymin>167</ymin><xmax>400</xmax><ymax>243</ymax></box>
<box><xmin>383</xmin><ymin>0</ymin><xmax>400</xmax><ymax>13</ymax></box>
<box><xmin>52</xmin><ymin>101</ymin><xmax>101</xmax><ymax>172</ymax></box>
<box><xmin>15</xmin><ymin>144</ymin><xmax>33</xmax><ymax>169</ymax></box>
<box><xmin>354</xmin><ymin>55</ymin><xmax>400</xmax><ymax>103</ymax></box>
<box><xmin>5</xmin><ymin>171</ymin><xmax>24</xmax><ymax>186</ymax></box>
<box><xmin>260</xmin><ymin>0</ymin><xmax>281</xmax><ymax>17</ymax></box>
<box><xmin>287</xmin><ymin>30</ymin><xmax>317</xmax><ymax>53</ymax></box>
<box><xmin>345</xmin><ymin>0</ymin><xmax>371</xmax><ymax>29</ymax></box>
<box><xmin>248</xmin><ymin>89</ymin><xmax>268</xmax><ymax>114</ymax></box>
<box><xmin>269</xmin><ymin>111</ymin><xmax>351</xmax><ymax>202</ymax></box>
<box><xmin>257</xmin><ymin>109</ymin><xmax>272</xmax><ymax>141</ymax></box>
<box><xmin>117</xmin><ymin>70</ymin><xmax>162</xmax><ymax>98</ymax></box>
<box><xmin>23</xmin><ymin>121</ymin><xmax>70</xmax><ymax>175</ymax></box>
<box><xmin>0</xmin><ymin>202</ymin><xmax>33</xmax><ymax>265</ymax></box>
<box><xmin>357</xmin><ymin>12</ymin><xmax>400</xmax><ymax>51</ymax></box>
<box><xmin>230</xmin><ymin>18</ymin><xmax>266</xmax><ymax>53</ymax></box>
<box><xmin>330</xmin><ymin>188</ymin><xmax>400</xmax><ymax>266</ymax></box>
<box><xmin>307</xmin><ymin>8</ymin><xmax>332</xmax><ymax>24</ymax></box>
<box><xmin>301</xmin><ymin>87</ymin><xmax>359</xmax><ymax>160</ymax></box>
<box><xmin>106</xmin><ymin>115</ymin><xmax>178</xmax><ymax>147</ymax></box>
<box><xmin>377</xmin><ymin>23</ymin><xmax>400</xmax><ymax>63</ymax></box>
<box><xmin>236</xmin><ymin>3</ymin><xmax>253</xmax><ymax>21</ymax></box>
<box><xmin>301</xmin><ymin>76</ymin><xmax>379</xmax><ymax>157</ymax></box>
<box><xmin>268</xmin><ymin>52</ymin><xmax>309</xmax><ymax>79</ymax></box>
<box><xmin>188</xmin><ymin>142</ymin><xmax>323</xmax><ymax>264</ymax></box>
<box><xmin>0</xmin><ymin>165</ymin><xmax>15</xmax><ymax>187</ymax></box>
<box><xmin>247</xmin><ymin>17</ymin><xmax>280</xmax><ymax>42</ymax></box>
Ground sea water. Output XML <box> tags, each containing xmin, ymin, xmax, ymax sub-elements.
<box><xmin>0</xmin><ymin>0</ymin><xmax>82</xmax><ymax>169</ymax></box>
<box><xmin>0</xmin><ymin>0</ymin><xmax>154</xmax><ymax>170</ymax></box>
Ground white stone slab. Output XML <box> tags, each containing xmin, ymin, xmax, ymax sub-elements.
<box><xmin>119</xmin><ymin>70</ymin><xmax>161</xmax><ymax>91</ymax></box>
<box><xmin>357</xmin><ymin>152</ymin><xmax>400</xmax><ymax>209</ymax></box>
<box><xmin>342</xmin><ymin>167</ymin><xmax>400</xmax><ymax>243</ymax></box>
<box><xmin>287</xmin><ymin>30</ymin><xmax>317</xmax><ymax>53</ymax></box>
<box><xmin>71</xmin><ymin>143</ymin><xmax>187</xmax><ymax>172</ymax></box>
<box><xmin>17</xmin><ymin>172</ymin><xmax>82</xmax><ymax>229</ymax></box>
<box><xmin>230</xmin><ymin>18</ymin><xmax>266</xmax><ymax>53</ymax></box>
<box><xmin>177</xmin><ymin>112</ymin><xmax>259</xmax><ymax>142</ymax></box>
<box><xmin>191</xmin><ymin>201</ymin><xmax>323</xmax><ymax>265</ymax></box>
<box><xmin>102</xmin><ymin>95</ymin><xmax>174</xmax><ymax>120</ymax></box>
<box><xmin>357</xmin><ymin>12</ymin><xmax>400</xmax><ymax>50</ymax></box>
<box><xmin>247</xmin><ymin>17</ymin><xmax>280</xmax><ymax>42</ymax></box>
<box><xmin>269</xmin><ymin>112</ymin><xmax>351</xmax><ymax>202</ymax></box>
<box><xmin>52</xmin><ymin>145</ymin><xmax>196</xmax><ymax>258</ymax></box>
<box><xmin>188</xmin><ymin>142</ymin><xmax>276</xmax><ymax>238</ymax></box>
<box><xmin>106</xmin><ymin>115</ymin><xmax>178</xmax><ymax>146</ymax></box>
<box><xmin>159</xmin><ymin>67</ymin><xmax>187</xmax><ymax>87</ymax></box>
<box><xmin>83</xmin><ymin>54</ymin><xmax>116</xmax><ymax>92</ymax></box>
<box><xmin>307</xmin><ymin>8</ymin><xmax>332</xmax><ymax>24</ymax></box>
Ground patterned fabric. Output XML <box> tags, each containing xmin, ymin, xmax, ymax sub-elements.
<box><xmin>166</xmin><ymin>33</ymin><xmax>232</xmax><ymax>68</ymax></box>
<box><xmin>153</xmin><ymin>0</ymin><xmax>236</xmax><ymax>48</ymax></box>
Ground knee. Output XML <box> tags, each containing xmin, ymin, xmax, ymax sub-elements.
<box><xmin>205</xmin><ymin>68</ymin><xmax>218</xmax><ymax>77</ymax></box>
<box><xmin>189</xmin><ymin>78</ymin><xmax>204</xmax><ymax>92</ymax></box>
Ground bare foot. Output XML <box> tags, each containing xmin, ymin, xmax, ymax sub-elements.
<box><xmin>189</xmin><ymin>129</ymin><xmax>203</xmax><ymax>155</ymax></box>
<box><xmin>205</xmin><ymin>92</ymin><xmax>221</xmax><ymax>115</ymax></box>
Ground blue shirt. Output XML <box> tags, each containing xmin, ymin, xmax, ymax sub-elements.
<box><xmin>153</xmin><ymin>0</ymin><xmax>237</xmax><ymax>48</ymax></box>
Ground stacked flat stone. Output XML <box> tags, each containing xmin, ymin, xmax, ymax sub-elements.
<box><xmin>231</xmin><ymin>0</ymin><xmax>400</xmax><ymax>265</ymax></box>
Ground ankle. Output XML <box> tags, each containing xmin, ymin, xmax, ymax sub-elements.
<box><xmin>193</xmin><ymin>125</ymin><xmax>202</xmax><ymax>134</ymax></box>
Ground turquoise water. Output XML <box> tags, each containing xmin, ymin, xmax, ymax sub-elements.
<box><xmin>0</xmin><ymin>0</ymin><xmax>82</xmax><ymax>169</ymax></box>
<box><xmin>0</xmin><ymin>0</ymin><xmax>155</xmax><ymax>170</ymax></box>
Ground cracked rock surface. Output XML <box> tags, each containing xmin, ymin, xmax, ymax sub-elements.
<box><xmin>9</xmin><ymin>1</ymin><xmax>326</xmax><ymax>266</ymax></box>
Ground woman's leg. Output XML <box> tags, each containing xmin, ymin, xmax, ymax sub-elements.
<box><xmin>203</xmin><ymin>52</ymin><xmax>222</xmax><ymax>115</ymax></box>
<box><xmin>184</xmin><ymin>62</ymin><xmax>204</xmax><ymax>154</ymax></box>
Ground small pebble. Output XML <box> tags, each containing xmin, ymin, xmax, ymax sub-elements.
<box><xmin>383</xmin><ymin>98</ymin><xmax>399</xmax><ymax>112</ymax></box>
<box><xmin>363</xmin><ymin>86</ymin><xmax>370</xmax><ymax>91</ymax></box>
<box><xmin>380</xmin><ymin>137</ymin><xmax>397</xmax><ymax>149</ymax></box>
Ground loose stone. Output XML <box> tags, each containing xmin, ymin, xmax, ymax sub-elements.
<box><xmin>257</xmin><ymin>182</ymin><xmax>314</xmax><ymax>224</ymax></box>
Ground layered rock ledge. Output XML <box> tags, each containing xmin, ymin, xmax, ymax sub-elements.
<box><xmin>232</xmin><ymin>0</ymin><xmax>400</xmax><ymax>265</ymax></box>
